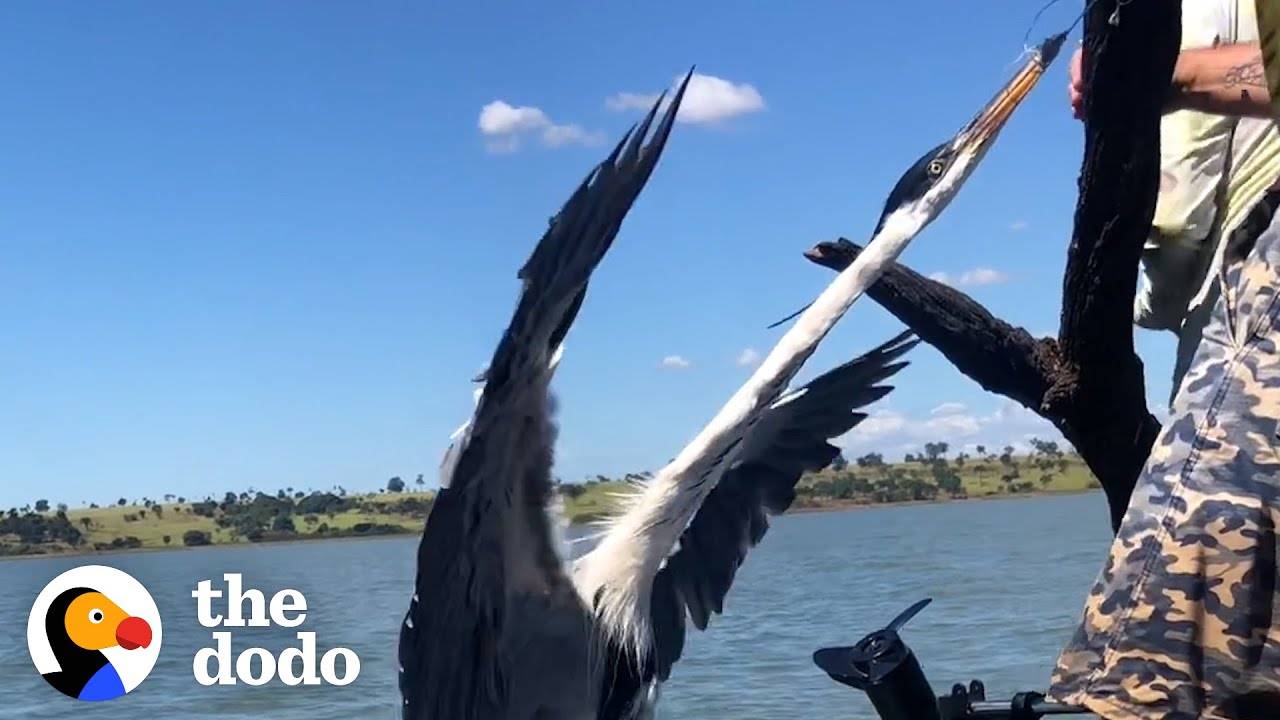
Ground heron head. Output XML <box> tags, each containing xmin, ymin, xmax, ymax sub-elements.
<box><xmin>763</xmin><ymin>32</ymin><xmax>1065</xmax><ymax>332</ymax></box>
<box><xmin>870</xmin><ymin>32</ymin><xmax>1065</xmax><ymax>242</ymax></box>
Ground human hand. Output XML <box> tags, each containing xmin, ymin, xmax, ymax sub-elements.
<box><xmin>1067</xmin><ymin>45</ymin><xmax>1084</xmax><ymax>119</ymax></box>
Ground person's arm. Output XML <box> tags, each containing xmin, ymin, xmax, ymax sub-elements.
<box><xmin>1169</xmin><ymin>43</ymin><xmax>1275</xmax><ymax>118</ymax></box>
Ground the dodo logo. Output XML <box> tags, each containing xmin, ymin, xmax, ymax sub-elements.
<box><xmin>26</xmin><ymin>565</ymin><xmax>162</xmax><ymax>702</ymax></box>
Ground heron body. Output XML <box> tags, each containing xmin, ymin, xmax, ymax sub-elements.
<box><xmin>402</xmin><ymin>36</ymin><xmax>1060</xmax><ymax>720</ymax></box>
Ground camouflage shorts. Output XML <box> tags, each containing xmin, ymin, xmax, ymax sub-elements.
<box><xmin>1048</xmin><ymin>199</ymin><xmax>1280</xmax><ymax>720</ymax></box>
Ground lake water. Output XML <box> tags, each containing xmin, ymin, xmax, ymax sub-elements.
<box><xmin>0</xmin><ymin>492</ymin><xmax>1113</xmax><ymax>719</ymax></box>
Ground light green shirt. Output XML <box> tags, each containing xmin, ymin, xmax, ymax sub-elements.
<box><xmin>1137</xmin><ymin>0</ymin><xmax>1280</xmax><ymax>404</ymax></box>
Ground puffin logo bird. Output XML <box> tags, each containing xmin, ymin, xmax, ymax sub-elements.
<box><xmin>39</xmin><ymin>586</ymin><xmax>153</xmax><ymax>702</ymax></box>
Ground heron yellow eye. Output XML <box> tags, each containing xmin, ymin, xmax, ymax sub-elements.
<box><xmin>928</xmin><ymin>160</ymin><xmax>945</xmax><ymax>176</ymax></box>
<box><xmin>89</xmin><ymin>608</ymin><xmax>104</xmax><ymax>624</ymax></box>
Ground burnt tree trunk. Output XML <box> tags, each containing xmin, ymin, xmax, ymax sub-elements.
<box><xmin>803</xmin><ymin>3</ymin><xmax>1179</xmax><ymax>533</ymax></box>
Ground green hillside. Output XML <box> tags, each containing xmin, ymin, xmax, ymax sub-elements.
<box><xmin>1</xmin><ymin>443</ymin><xmax>1097</xmax><ymax>557</ymax></box>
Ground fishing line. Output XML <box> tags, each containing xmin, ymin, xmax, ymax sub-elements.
<box><xmin>1021</xmin><ymin>0</ymin><xmax>1081</xmax><ymax>45</ymax></box>
<box><xmin>1022</xmin><ymin>0</ymin><xmax>1135</xmax><ymax>45</ymax></box>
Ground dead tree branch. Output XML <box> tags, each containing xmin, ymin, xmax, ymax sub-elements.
<box><xmin>804</xmin><ymin>3</ymin><xmax>1178</xmax><ymax>533</ymax></box>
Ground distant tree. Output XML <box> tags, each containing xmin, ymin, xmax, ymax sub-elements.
<box><xmin>56</xmin><ymin>503</ymin><xmax>68</xmax><ymax>513</ymax></box>
<box><xmin>561</xmin><ymin>484</ymin><xmax>587</xmax><ymax>499</ymax></box>
<box><xmin>138</xmin><ymin>509</ymin><xmax>148</xmax><ymax>519</ymax></box>
<box><xmin>1030</xmin><ymin>437</ymin><xmax>1062</xmax><ymax>458</ymax></box>
<box><xmin>931</xmin><ymin>462</ymin><xmax>963</xmax><ymax>495</ymax></box>
<box><xmin>387</xmin><ymin>476</ymin><xmax>406</xmax><ymax>493</ymax></box>
<box><xmin>294</xmin><ymin>491</ymin><xmax>305</xmax><ymax>499</ymax></box>
<box><xmin>34</xmin><ymin>499</ymin><xmax>49</xmax><ymax>512</ymax></box>
<box><xmin>976</xmin><ymin>445</ymin><xmax>987</xmax><ymax>456</ymax></box>
<box><xmin>177</xmin><ymin>496</ymin><xmax>186</xmax><ymax>503</ymax></box>
<box><xmin>164</xmin><ymin>494</ymin><xmax>175</xmax><ymax>502</ymax></box>
<box><xmin>117</xmin><ymin>498</ymin><xmax>127</xmax><ymax>506</ymax></box>
<box><xmin>271</xmin><ymin>515</ymin><xmax>296</xmax><ymax>533</ymax></box>
<box><xmin>224</xmin><ymin>492</ymin><xmax>238</xmax><ymax>505</ymax></box>
<box><xmin>163</xmin><ymin>535</ymin><xmax>172</xmax><ymax>545</ymax></box>
<box><xmin>904</xmin><ymin>453</ymin><xmax>916</xmax><ymax>463</ymax></box>
<box><xmin>830</xmin><ymin>453</ymin><xmax>849</xmax><ymax>471</ymax></box>
<box><xmin>415</xmin><ymin>473</ymin><xmax>426</xmax><ymax>488</ymax></box>
<box><xmin>277</xmin><ymin>489</ymin><xmax>287</xmax><ymax>499</ymax></box>
<box><xmin>89</xmin><ymin>503</ymin><xmax>99</xmax><ymax>509</ymax></box>
<box><xmin>999</xmin><ymin>446</ymin><xmax>1015</xmax><ymax>466</ymax></box>
<box><xmin>152</xmin><ymin>505</ymin><xmax>163</xmax><ymax>519</ymax></box>
<box><xmin>856</xmin><ymin>452</ymin><xmax>884</xmax><ymax>468</ymax></box>
<box><xmin>182</xmin><ymin>530</ymin><xmax>212</xmax><ymax>547</ymax></box>
<box><xmin>827</xmin><ymin>474</ymin><xmax>858</xmax><ymax>499</ymax></box>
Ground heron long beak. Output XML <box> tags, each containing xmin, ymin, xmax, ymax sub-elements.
<box><xmin>764</xmin><ymin>33</ymin><xmax>1066</xmax><ymax>332</ymax></box>
<box><xmin>952</xmin><ymin>32</ymin><xmax>1067</xmax><ymax>157</ymax></box>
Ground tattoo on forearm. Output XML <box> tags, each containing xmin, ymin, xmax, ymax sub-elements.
<box><xmin>1224</xmin><ymin>60</ymin><xmax>1266</xmax><ymax>88</ymax></box>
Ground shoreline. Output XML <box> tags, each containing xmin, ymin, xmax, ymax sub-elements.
<box><xmin>0</xmin><ymin>488</ymin><xmax>1101</xmax><ymax>562</ymax></box>
<box><xmin>787</xmin><ymin>486</ymin><xmax>1100</xmax><ymax>514</ymax></box>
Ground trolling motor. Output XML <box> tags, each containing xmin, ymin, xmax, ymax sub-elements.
<box><xmin>812</xmin><ymin>598</ymin><xmax>1092</xmax><ymax>720</ymax></box>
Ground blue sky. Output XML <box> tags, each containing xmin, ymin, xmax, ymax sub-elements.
<box><xmin>0</xmin><ymin>0</ymin><xmax>1177</xmax><ymax>508</ymax></box>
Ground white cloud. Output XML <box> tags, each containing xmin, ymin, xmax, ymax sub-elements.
<box><xmin>477</xmin><ymin>100</ymin><xmax>602</xmax><ymax>153</ymax></box>
<box><xmin>605</xmin><ymin>92</ymin><xmax>659</xmax><ymax>113</ymax></box>
<box><xmin>479</xmin><ymin>101</ymin><xmax>550</xmax><ymax>135</ymax></box>
<box><xmin>931</xmin><ymin>402</ymin><xmax>967</xmax><ymax>416</ymax></box>
<box><xmin>735</xmin><ymin>348</ymin><xmax>762</xmax><ymax>367</ymax></box>
<box><xmin>836</xmin><ymin>400</ymin><xmax>1064</xmax><ymax>459</ymax></box>
<box><xmin>660</xmin><ymin>355</ymin><xmax>693</xmax><ymax>370</ymax></box>
<box><xmin>1009</xmin><ymin>220</ymin><xmax>1030</xmax><ymax>231</ymax></box>
<box><xmin>958</xmin><ymin>268</ymin><xmax>1011</xmax><ymax>286</ymax></box>
<box><xmin>605</xmin><ymin>72</ymin><xmax>766</xmax><ymax>126</ymax></box>
<box><xmin>927</xmin><ymin>268</ymin><xmax>1012</xmax><ymax>287</ymax></box>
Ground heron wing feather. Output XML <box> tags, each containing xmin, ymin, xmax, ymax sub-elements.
<box><xmin>398</xmin><ymin>73</ymin><xmax>690</xmax><ymax>719</ymax></box>
<box><xmin>649</xmin><ymin>330</ymin><xmax>919</xmax><ymax>681</ymax></box>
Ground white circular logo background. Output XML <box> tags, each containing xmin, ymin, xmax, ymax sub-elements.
<box><xmin>27</xmin><ymin>564</ymin><xmax>163</xmax><ymax>697</ymax></box>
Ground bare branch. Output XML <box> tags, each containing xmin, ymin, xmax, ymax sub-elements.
<box><xmin>801</xmin><ymin>0</ymin><xmax>1179</xmax><ymax>533</ymax></box>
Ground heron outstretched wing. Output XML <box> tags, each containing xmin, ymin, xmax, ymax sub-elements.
<box><xmin>398</xmin><ymin>70</ymin><xmax>691</xmax><ymax>720</ymax></box>
<box><xmin>649</xmin><ymin>330</ymin><xmax>919</xmax><ymax>681</ymax></box>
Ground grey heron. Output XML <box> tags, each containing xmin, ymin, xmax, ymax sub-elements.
<box><xmin>399</xmin><ymin>70</ymin><xmax>919</xmax><ymax>720</ymax></box>
<box><xmin>401</xmin><ymin>32</ymin><xmax>1061</xmax><ymax>719</ymax></box>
